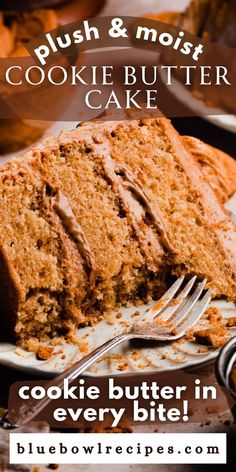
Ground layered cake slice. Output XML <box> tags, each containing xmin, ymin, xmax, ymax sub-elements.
<box><xmin>0</xmin><ymin>117</ymin><xmax>235</xmax><ymax>349</ymax></box>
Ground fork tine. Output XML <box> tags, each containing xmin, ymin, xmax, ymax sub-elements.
<box><xmin>171</xmin><ymin>279</ymin><xmax>207</xmax><ymax>327</ymax></box>
<box><xmin>177</xmin><ymin>290</ymin><xmax>212</xmax><ymax>334</ymax></box>
<box><xmin>158</xmin><ymin>275</ymin><xmax>197</xmax><ymax>322</ymax></box>
<box><xmin>132</xmin><ymin>279</ymin><xmax>211</xmax><ymax>342</ymax></box>
<box><xmin>147</xmin><ymin>275</ymin><xmax>185</xmax><ymax>318</ymax></box>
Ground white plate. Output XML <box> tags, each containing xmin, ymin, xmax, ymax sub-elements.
<box><xmin>0</xmin><ymin>299</ymin><xmax>235</xmax><ymax>377</ymax></box>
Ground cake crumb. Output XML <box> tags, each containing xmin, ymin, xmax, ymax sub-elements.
<box><xmin>155</xmin><ymin>318</ymin><xmax>173</xmax><ymax>328</ymax></box>
<box><xmin>50</xmin><ymin>337</ymin><xmax>66</xmax><ymax>346</ymax></box>
<box><xmin>66</xmin><ymin>334</ymin><xmax>89</xmax><ymax>355</ymax></box>
<box><xmin>48</xmin><ymin>465</ymin><xmax>60</xmax><ymax>470</ymax></box>
<box><xmin>193</xmin><ymin>327</ymin><xmax>230</xmax><ymax>347</ymax></box>
<box><xmin>116</xmin><ymin>312</ymin><xmax>122</xmax><ymax>319</ymax></box>
<box><xmin>170</xmin><ymin>328</ymin><xmax>178</xmax><ymax>335</ymax></box>
<box><xmin>185</xmin><ymin>329</ymin><xmax>195</xmax><ymax>341</ymax></box>
<box><xmin>137</xmin><ymin>361</ymin><xmax>152</xmax><ymax>369</ymax></box>
<box><xmin>131</xmin><ymin>350</ymin><xmax>142</xmax><ymax>361</ymax></box>
<box><xmin>226</xmin><ymin>317</ymin><xmax>236</xmax><ymax>327</ymax></box>
<box><xmin>78</xmin><ymin>341</ymin><xmax>89</xmax><ymax>355</ymax></box>
<box><xmin>117</xmin><ymin>361</ymin><xmax>129</xmax><ymax>371</ymax></box>
<box><xmin>36</xmin><ymin>345</ymin><xmax>54</xmax><ymax>360</ymax></box>
<box><xmin>186</xmin><ymin>306</ymin><xmax>233</xmax><ymax>348</ymax></box>
<box><xmin>205</xmin><ymin>307</ymin><xmax>223</xmax><ymax>324</ymax></box>
<box><xmin>104</xmin><ymin>312</ymin><xmax>116</xmax><ymax>324</ymax></box>
<box><xmin>119</xmin><ymin>321</ymin><xmax>129</xmax><ymax>327</ymax></box>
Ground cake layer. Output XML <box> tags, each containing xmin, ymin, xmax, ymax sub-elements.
<box><xmin>0</xmin><ymin>162</ymin><xmax>88</xmax><ymax>345</ymax></box>
<box><xmin>0</xmin><ymin>117</ymin><xmax>235</xmax><ymax>348</ymax></box>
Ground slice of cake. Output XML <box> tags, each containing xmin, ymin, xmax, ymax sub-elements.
<box><xmin>144</xmin><ymin>1</ymin><xmax>236</xmax><ymax>112</ymax></box>
<box><xmin>177</xmin><ymin>0</ymin><xmax>236</xmax><ymax>43</ymax></box>
<box><xmin>0</xmin><ymin>117</ymin><xmax>235</xmax><ymax>349</ymax></box>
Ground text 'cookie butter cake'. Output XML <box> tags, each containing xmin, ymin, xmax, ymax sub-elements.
<box><xmin>0</xmin><ymin>117</ymin><xmax>235</xmax><ymax>349</ymax></box>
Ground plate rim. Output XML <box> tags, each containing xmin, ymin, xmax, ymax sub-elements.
<box><xmin>158</xmin><ymin>68</ymin><xmax>236</xmax><ymax>133</ymax></box>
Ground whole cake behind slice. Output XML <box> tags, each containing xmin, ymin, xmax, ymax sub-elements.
<box><xmin>0</xmin><ymin>117</ymin><xmax>235</xmax><ymax>349</ymax></box>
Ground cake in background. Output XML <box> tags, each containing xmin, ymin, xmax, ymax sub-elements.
<box><xmin>0</xmin><ymin>4</ymin><xmax>59</xmax><ymax>155</ymax></box>
<box><xmin>143</xmin><ymin>0</ymin><xmax>236</xmax><ymax>113</ymax></box>
<box><xmin>0</xmin><ymin>0</ymin><xmax>105</xmax><ymax>155</ymax></box>
<box><xmin>177</xmin><ymin>0</ymin><xmax>236</xmax><ymax>43</ymax></box>
<box><xmin>0</xmin><ymin>7</ymin><xmax>58</xmax><ymax>57</ymax></box>
<box><xmin>144</xmin><ymin>0</ymin><xmax>236</xmax><ymax>48</ymax></box>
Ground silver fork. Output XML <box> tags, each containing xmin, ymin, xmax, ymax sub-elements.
<box><xmin>0</xmin><ymin>275</ymin><xmax>211</xmax><ymax>429</ymax></box>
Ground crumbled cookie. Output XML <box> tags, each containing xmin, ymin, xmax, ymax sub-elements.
<box><xmin>36</xmin><ymin>345</ymin><xmax>54</xmax><ymax>360</ymax></box>
<box><xmin>205</xmin><ymin>306</ymin><xmax>223</xmax><ymax>324</ymax></box>
<box><xmin>226</xmin><ymin>317</ymin><xmax>236</xmax><ymax>327</ymax></box>
<box><xmin>193</xmin><ymin>327</ymin><xmax>229</xmax><ymax>347</ymax></box>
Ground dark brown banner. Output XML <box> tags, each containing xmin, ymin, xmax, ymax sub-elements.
<box><xmin>0</xmin><ymin>17</ymin><xmax>235</xmax><ymax>121</ymax></box>
<box><xmin>8</xmin><ymin>369</ymin><xmax>234</xmax><ymax>429</ymax></box>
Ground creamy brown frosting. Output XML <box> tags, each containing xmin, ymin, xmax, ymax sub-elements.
<box><xmin>114</xmin><ymin>164</ymin><xmax>172</xmax><ymax>251</ymax></box>
<box><xmin>183</xmin><ymin>136</ymin><xmax>229</xmax><ymax>192</ymax></box>
<box><xmin>193</xmin><ymin>152</ymin><xmax>229</xmax><ymax>192</ymax></box>
<box><xmin>100</xmin><ymin>152</ymin><xmax>173</xmax><ymax>271</ymax></box>
<box><xmin>73</xmin><ymin>122</ymin><xmax>174</xmax><ymax>271</ymax></box>
<box><xmin>52</xmin><ymin>190</ymin><xmax>97</xmax><ymax>286</ymax></box>
<box><xmin>68</xmin><ymin>124</ymin><xmax>169</xmax><ymax>271</ymax></box>
<box><xmin>45</xmin><ymin>119</ymin><xmax>236</xmax><ymax>276</ymax></box>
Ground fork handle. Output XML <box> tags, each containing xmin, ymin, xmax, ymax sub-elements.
<box><xmin>60</xmin><ymin>332</ymin><xmax>132</xmax><ymax>382</ymax></box>
<box><xmin>1</xmin><ymin>332</ymin><xmax>132</xmax><ymax>429</ymax></box>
